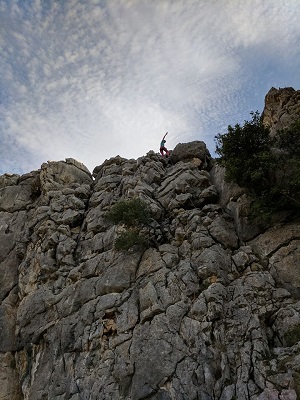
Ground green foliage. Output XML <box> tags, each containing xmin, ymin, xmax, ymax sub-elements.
<box><xmin>248</xmin><ymin>189</ymin><xmax>284</xmax><ymax>225</ymax></box>
<box><xmin>114</xmin><ymin>229</ymin><xmax>149</xmax><ymax>251</ymax></box>
<box><xmin>272</xmin><ymin>121</ymin><xmax>300</xmax><ymax>209</ymax></box>
<box><xmin>106</xmin><ymin>198</ymin><xmax>153</xmax><ymax>251</ymax></box>
<box><xmin>106</xmin><ymin>197</ymin><xmax>151</xmax><ymax>227</ymax></box>
<box><xmin>275</xmin><ymin>120</ymin><xmax>300</xmax><ymax>157</ymax></box>
<box><xmin>215</xmin><ymin>111</ymin><xmax>272</xmax><ymax>190</ymax></box>
<box><xmin>215</xmin><ymin>112</ymin><xmax>300</xmax><ymax>224</ymax></box>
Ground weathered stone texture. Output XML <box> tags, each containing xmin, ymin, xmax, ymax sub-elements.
<box><xmin>170</xmin><ymin>140</ymin><xmax>211</xmax><ymax>166</ymax></box>
<box><xmin>0</xmin><ymin>133</ymin><xmax>300</xmax><ymax>400</ymax></box>
<box><xmin>262</xmin><ymin>87</ymin><xmax>300</xmax><ymax>135</ymax></box>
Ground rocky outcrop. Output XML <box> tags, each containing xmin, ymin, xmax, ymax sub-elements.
<box><xmin>1</xmin><ymin>90</ymin><xmax>300</xmax><ymax>400</ymax></box>
<box><xmin>262</xmin><ymin>87</ymin><xmax>300</xmax><ymax>135</ymax></box>
<box><xmin>170</xmin><ymin>140</ymin><xmax>211</xmax><ymax>167</ymax></box>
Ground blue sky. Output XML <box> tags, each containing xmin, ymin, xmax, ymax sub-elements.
<box><xmin>1</xmin><ymin>0</ymin><xmax>300</xmax><ymax>175</ymax></box>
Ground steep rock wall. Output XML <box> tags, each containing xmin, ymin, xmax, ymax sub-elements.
<box><xmin>1</xmin><ymin>111</ymin><xmax>300</xmax><ymax>399</ymax></box>
<box><xmin>262</xmin><ymin>87</ymin><xmax>300</xmax><ymax>135</ymax></box>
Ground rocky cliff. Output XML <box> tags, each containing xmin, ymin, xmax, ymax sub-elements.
<box><xmin>262</xmin><ymin>87</ymin><xmax>300</xmax><ymax>135</ymax></box>
<box><xmin>1</xmin><ymin>89</ymin><xmax>300</xmax><ymax>400</ymax></box>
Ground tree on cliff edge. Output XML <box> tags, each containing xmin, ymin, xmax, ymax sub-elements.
<box><xmin>215</xmin><ymin>112</ymin><xmax>300</xmax><ymax>222</ymax></box>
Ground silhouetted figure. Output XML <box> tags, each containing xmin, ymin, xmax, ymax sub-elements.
<box><xmin>160</xmin><ymin>132</ymin><xmax>170</xmax><ymax>157</ymax></box>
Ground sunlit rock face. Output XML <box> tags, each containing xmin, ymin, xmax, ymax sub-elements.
<box><xmin>1</xmin><ymin>90</ymin><xmax>300</xmax><ymax>400</ymax></box>
<box><xmin>262</xmin><ymin>86</ymin><xmax>300</xmax><ymax>135</ymax></box>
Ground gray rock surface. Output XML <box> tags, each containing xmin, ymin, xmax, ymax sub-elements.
<box><xmin>262</xmin><ymin>87</ymin><xmax>300</xmax><ymax>135</ymax></box>
<box><xmin>1</xmin><ymin>131</ymin><xmax>300</xmax><ymax>399</ymax></box>
<box><xmin>171</xmin><ymin>140</ymin><xmax>211</xmax><ymax>166</ymax></box>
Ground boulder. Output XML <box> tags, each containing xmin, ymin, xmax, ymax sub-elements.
<box><xmin>171</xmin><ymin>140</ymin><xmax>211</xmax><ymax>166</ymax></box>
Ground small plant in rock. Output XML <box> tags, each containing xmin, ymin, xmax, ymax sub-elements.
<box><xmin>106</xmin><ymin>197</ymin><xmax>151</xmax><ymax>227</ymax></box>
<box><xmin>106</xmin><ymin>198</ymin><xmax>154</xmax><ymax>251</ymax></box>
<box><xmin>114</xmin><ymin>230</ymin><xmax>149</xmax><ymax>251</ymax></box>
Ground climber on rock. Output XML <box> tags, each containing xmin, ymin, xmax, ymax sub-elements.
<box><xmin>160</xmin><ymin>132</ymin><xmax>170</xmax><ymax>157</ymax></box>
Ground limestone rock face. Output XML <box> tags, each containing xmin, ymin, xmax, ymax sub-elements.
<box><xmin>170</xmin><ymin>140</ymin><xmax>211</xmax><ymax>166</ymax></box>
<box><xmin>1</xmin><ymin>135</ymin><xmax>300</xmax><ymax>399</ymax></box>
<box><xmin>262</xmin><ymin>87</ymin><xmax>300</xmax><ymax>135</ymax></box>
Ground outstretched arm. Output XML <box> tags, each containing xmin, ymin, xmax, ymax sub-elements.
<box><xmin>162</xmin><ymin>132</ymin><xmax>168</xmax><ymax>141</ymax></box>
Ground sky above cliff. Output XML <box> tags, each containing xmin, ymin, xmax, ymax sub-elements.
<box><xmin>1</xmin><ymin>0</ymin><xmax>300</xmax><ymax>175</ymax></box>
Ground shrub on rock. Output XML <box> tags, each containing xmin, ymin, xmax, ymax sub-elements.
<box><xmin>106</xmin><ymin>198</ymin><xmax>153</xmax><ymax>251</ymax></box>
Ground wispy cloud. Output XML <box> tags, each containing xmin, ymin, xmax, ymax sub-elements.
<box><xmin>1</xmin><ymin>0</ymin><xmax>300</xmax><ymax>174</ymax></box>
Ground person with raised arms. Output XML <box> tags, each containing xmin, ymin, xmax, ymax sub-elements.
<box><xmin>160</xmin><ymin>132</ymin><xmax>170</xmax><ymax>157</ymax></box>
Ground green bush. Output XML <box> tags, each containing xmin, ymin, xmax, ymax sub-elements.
<box><xmin>272</xmin><ymin>121</ymin><xmax>300</xmax><ymax>209</ymax></box>
<box><xmin>106</xmin><ymin>197</ymin><xmax>151</xmax><ymax>227</ymax></box>
<box><xmin>275</xmin><ymin>120</ymin><xmax>300</xmax><ymax>157</ymax></box>
<box><xmin>106</xmin><ymin>198</ymin><xmax>153</xmax><ymax>251</ymax></box>
<box><xmin>114</xmin><ymin>229</ymin><xmax>149</xmax><ymax>251</ymax></box>
<box><xmin>215</xmin><ymin>111</ymin><xmax>272</xmax><ymax>191</ymax></box>
<box><xmin>215</xmin><ymin>112</ymin><xmax>300</xmax><ymax>223</ymax></box>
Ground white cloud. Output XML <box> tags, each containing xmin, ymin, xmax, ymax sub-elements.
<box><xmin>1</xmin><ymin>0</ymin><xmax>300</xmax><ymax>175</ymax></box>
